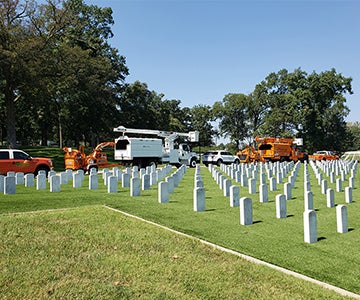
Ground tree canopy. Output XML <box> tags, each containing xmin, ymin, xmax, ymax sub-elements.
<box><xmin>213</xmin><ymin>68</ymin><xmax>353</xmax><ymax>153</ymax></box>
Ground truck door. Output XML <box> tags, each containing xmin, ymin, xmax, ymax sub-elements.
<box><xmin>12</xmin><ymin>150</ymin><xmax>33</xmax><ymax>173</ymax></box>
<box><xmin>0</xmin><ymin>151</ymin><xmax>11</xmax><ymax>174</ymax></box>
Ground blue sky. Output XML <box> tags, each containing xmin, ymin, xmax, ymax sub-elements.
<box><xmin>85</xmin><ymin>0</ymin><xmax>359</xmax><ymax>122</ymax></box>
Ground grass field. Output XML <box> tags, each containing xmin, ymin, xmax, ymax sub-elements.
<box><xmin>1</xmin><ymin>160</ymin><xmax>359</xmax><ymax>298</ymax></box>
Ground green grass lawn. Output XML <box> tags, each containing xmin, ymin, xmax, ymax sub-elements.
<box><xmin>0</xmin><ymin>206</ymin><xmax>350</xmax><ymax>299</ymax></box>
<box><xmin>0</xmin><ymin>161</ymin><xmax>359</xmax><ymax>298</ymax></box>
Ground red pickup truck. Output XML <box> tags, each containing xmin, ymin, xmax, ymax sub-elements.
<box><xmin>0</xmin><ymin>149</ymin><xmax>53</xmax><ymax>176</ymax></box>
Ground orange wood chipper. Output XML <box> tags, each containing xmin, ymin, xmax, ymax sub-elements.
<box><xmin>63</xmin><ymin>142</ymin><xmax>117</xmax><ymax>173</ymax></box>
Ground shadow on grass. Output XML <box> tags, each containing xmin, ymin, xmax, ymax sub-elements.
<box><xmin>318</xmin><ymin>237</ymin><xmax>326</xmax><ymax>241</ymax></box>
<box><xmin>287</xmin><ymin>214</ymin><xmax>294</xmax><ymax>218</ymax></box>
<box><xmin>253</xmin><ymin>220</ymin><xmax>262</xmax><ymax>224</ymax></box>
<box><xmin>349</xmin><ymin>228</ymin><xmax>355</xmax><ymax>232</ymax></box>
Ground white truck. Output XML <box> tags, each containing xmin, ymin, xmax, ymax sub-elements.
<box><xmin>113</xmin><ymin>126</ymin><xmax>200</xmax><ymax>168</ymax></box>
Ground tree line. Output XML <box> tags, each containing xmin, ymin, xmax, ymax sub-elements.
<box><xmin>1</xmin><ymin>0</ymin><xmax>358</xmax><ymax>153</ymax></box>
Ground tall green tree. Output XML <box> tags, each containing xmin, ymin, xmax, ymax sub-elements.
<box><xmin>245</xmin><ymin>84</ymin><xmax>268</xmax><ymax>144</ymax></box>
<box><xmin>213</xmin><ymin>93</ymin><xmax>249</xmax><ymax>149</ymax></box>
<box><xmin>189</xmin><ymin>104</ymin><xmax>215</xmax><ymax>147</ymax></box>
<box><xmin>258</xmin><ymin>68</ymin><xmax>352</xmax><ymax>152</ymax></box>
<box><xmin>1</xmin><ymin>0</ymin><xmax>128</xmax><ymax>147</ymax></box>
<box><xmin>0</xmin><ymin>0</ymin><xmax>35</xmax><ymax>147</ymax></box>
<box><xmin>345</xmin><ymin>122</ymin><xmax>360</xmax><ymax>151</ymax></box>
<box><xmin>117</xmin><ymin>81</ymin><xmax>163</xmax><ymax>130</ymax></box>
<box><xmin>300</xmin><ymin>69</ymin><xmax>352</xmax><ymax>152</ymax></box>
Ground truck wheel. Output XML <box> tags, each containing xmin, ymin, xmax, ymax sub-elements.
<box><xmin>88</xmin><ymin>166</ymin><xmax>98</xmax><ymax>174</ymax></box>
<box><xmin>35</xmin><ymin>166</ymin><xmax>50</xmax><ymax>177</ymax></box>
<box><xmin>190</xmin><ymin>158</ymin><xmax>197</xmax><ymax>168</ymax></box>
<box><xmin>216</xmin><ymin>159</ymin><xmax>223</xmax><ymax>166</ymax></box>
<box><xmin>234</xmin><ymin>159</ymin><xmax>240</xmax><ymax>165</ymax></box>
<box><xmin>147</xmin><ymin>160</ymin><xmax>158</xmax><ymax>167</ymax></box>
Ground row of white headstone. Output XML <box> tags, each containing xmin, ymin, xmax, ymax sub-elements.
<box><xmin>302</xmin><ymin>160</ymin><xmax>358</xmax><ymax>243</ymax></box>
<box><xmin>1</xmin><ymin>164</ymin><xmax>173</xmax><ymax>195</ymax></box>
<box><xmin>206</xmin><ymin>158</ymin><xmax>357</xmax><ymax>243</ymax></box>
<box><xmin>158</xmin><ymin>165</ymin><xmax>187</xmax><ymax>203</ymax></box>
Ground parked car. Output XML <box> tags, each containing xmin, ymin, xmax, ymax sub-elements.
<box><xmin>201</xmin><ymin>150</ymin><xmax>240</xmax><ymax>166</ymax></box>
<box><xmin>0</xmin><ymin>149</ymin><xmax>53</xmax><ymax>176</ymax></box>
<box><xmin>309</xmin><ymin>150</ymin><xmax>339</xmax><ymax>161</ymax></box>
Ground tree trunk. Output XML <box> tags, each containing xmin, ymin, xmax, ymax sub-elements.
<box><xmin>5</xmin><ymin>84</ymin><xmax>16</xmax><ymax>149</ymax></box>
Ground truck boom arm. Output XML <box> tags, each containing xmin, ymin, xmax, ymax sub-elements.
<box><xmin>113</xmin><ymin>126</ymin><xmax>199</xmax><ymax>149</ymax></box>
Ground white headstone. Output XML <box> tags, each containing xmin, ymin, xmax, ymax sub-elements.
<box><xmin>269</xmin><ymin>177</ymin><xmax>277</xmax><ymax>191</ymax></box>
<box><xmin>276</xmin><ymin>194</ymin><xmax>286</xmax><ymax>218</ymax></box>
<box><xmin>259</xmin><ymin>184</ymin><xmax>268</xmax><ymax>203</ymax></box>
<box><xmin>4</xmin><ymin>176</ymin><xmax>16</xmax><ymax>194</ymax></box>
<box><xmin>150</xmin><ymin>172</ymin><xmax>157</xmax><ymax>186</ymax></box>
<box><xmin>60</xmin><ymin>172</ymin><xmax>68</xmax><ymax>185</ymax></box>
<box><xmin>48</xmin><ymin>171</ymin><xmax>56</xmax><ymax>181</ymax></box>
<box><xmin>0</xmin><ymin>175</ymin><xmax>4</xmax><ymax>192</ymax></box>
<box><xmin>122</xmin><ymin>173</ymin><xmax>130</xmax><ymax>188</ymax></box>
<box><xmin>158</xmin><ymin>181</ymin><xmax>169</xmax><ymax>203</ymax></box>
<box><xmin>326</xmin><ymin>188</ymin><xmax>335</xmax><ymax>208</ymax></box>
<box><xmin>336</xmin><ymin>178</ymin><xmax>342</xmax><ymax>192</ymax></box>
<box><xmin>321</xmin><ymin>179</ymin><xmax>328</xmax><ymax>195</ymax></box>
<box><xmin>89</xmin><ymin>173</ymin><xmax>98</xmax><ymax>190</ymax></box>
<box><xmin>304</xmin><ymin>191</ymin><xmax>314</xmax><ymax>211</ymax></box>
<box><xmin>304</xmin><ymin>210</ymin><xmax>317</xmax><ymax>244</ymax></box>
<box><xmin>230</xmin><ymin>185</ymin><xmax>240</xmax><ymax>207</ymax></box>
<box><xmin>223</xmin><ymin>179</ymin><xmax>231</xmax><ymax>197</ymax></box>
<box><xmin>107</xmin><ymin>176</ymin><xmax>118</xmax><ymax>193</ymax></box>
<box><xmin>142</xmin><ymin>174</ymin><xmax>150</xmax><ymax>190</ymax></box>
<box><xmin>193</xmin><ymin>187</ymin><xmax>205</xmax><ymax>212</ymax></box>
<box><xmin>130</xmin><ymin>177</ymin><xmax>141</xmax><ymax>196</ymax></box>
<box><xmin>24</xmin><ymin>173</ymin><xmax>35</xmax><ymax>187</ymax></box>
<box><xmin>104</xmin><ymin>171</ymin><xmax>113</xmax><ymax>186</ymax></box>
<box><xmin>345</xmin><ymin>186</ymin><xmax>352</xmax><ymax>204</ymax></box>
<box><xmin>248</xmin><ymin>178</ymin><xmax>256</xmax><ymax>194</ymax></box>
<box><xmin>73</xmin><ymin>172</ymin><xmax>82</xmax><ymax>188</ymax></box>
<box><xmin>284</xmin><ymin>182</ymin><xmax>292</xmax><ymax>200</ymax></box>
<box><xmin>36</xmin><ymin>174</ymin><xmax>47</xmax><ymax>190</ymax></box>
<box><xmin>50</xmin><ymin>175</ymin><xmax>61</xmax><ymax>192</ymax></box>
<box><xmin>166</xmin><ymin>176</ymin><xmax>175</xmax><ymax>193</ymax></box>
<box><xmin>336</xmin><ymin>205</ymin><xmax>348</xmax><ymax>233</ymax></box>
<box><xmin>15</xmin><ymin>172</ymin><xmax>24</xmax><ymax>185</ymax></box>
<box><xmin>240</xmin><ymin>197</ymin><xmax>253</xmax><ymax>225</ymax></box>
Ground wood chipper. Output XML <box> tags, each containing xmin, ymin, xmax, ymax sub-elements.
<box><xmin>63</xmin><ymin>142</ymin><xmax>116</xmax><ymax>173</ymax></box>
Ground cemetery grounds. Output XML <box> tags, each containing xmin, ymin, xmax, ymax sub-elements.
<box><xmin>0</xmin><ymin>161</ymin><xmax>360</xmax><ymax>299</ymax></box>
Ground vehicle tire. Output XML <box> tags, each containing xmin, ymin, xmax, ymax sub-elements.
<box><xmin>216</xmin><ymin>159</ymin><xmax>223</xmax><ymax>166</ymax></box>
<box><xmin>88</xmin><ymin>165</ymin><xmax>98</xmax><ymax>174</ymax></box>
<box><xmin>234</xmin><ymin>159</ymin><xmax>240</xmax><ymax>165</ymax></box>
<box><xmin>147</xmin><ymin>159</ymin><xmax>158</xmax><ymax>168</ymax></box>
<box><xmin>190</xmin><ymin>158</ymin><xmax>197</xmax><ymax>168</ymax></box>
<box><xmin>35</xmin><ymin>166</ymin><xmax>50</xmax><ymax>177</ymax></box>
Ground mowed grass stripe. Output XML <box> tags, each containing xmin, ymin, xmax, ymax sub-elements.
<box><xmin>105</xmin><ymin>205</ymin><xmax>360</xmax><ymax>299</ymax></box>
<box><xmin>0</xmin><ymin>205</ymin><xmax>350</xmax><ymax>299</ymax></box>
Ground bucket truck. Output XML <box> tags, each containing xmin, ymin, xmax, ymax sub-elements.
<box><xmin>113</xmin><ymin>126</ymin><xmax>200</xmax><ymax>168</ymax></box>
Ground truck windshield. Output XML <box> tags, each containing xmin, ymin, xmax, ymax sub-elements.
<box><xmin>115</xmin><ymin>139</ymin><xmax>129</xmax><ymax>150</ymax></box>
<box><xmin>259</xmin><ymin>144</ymin><xmax>272</xmax><ymax>150</ymax></box>
<box><xmin>182</xmin><ymin>144</ymin><xmax>190</xmax><ymax>152</ymax></box>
